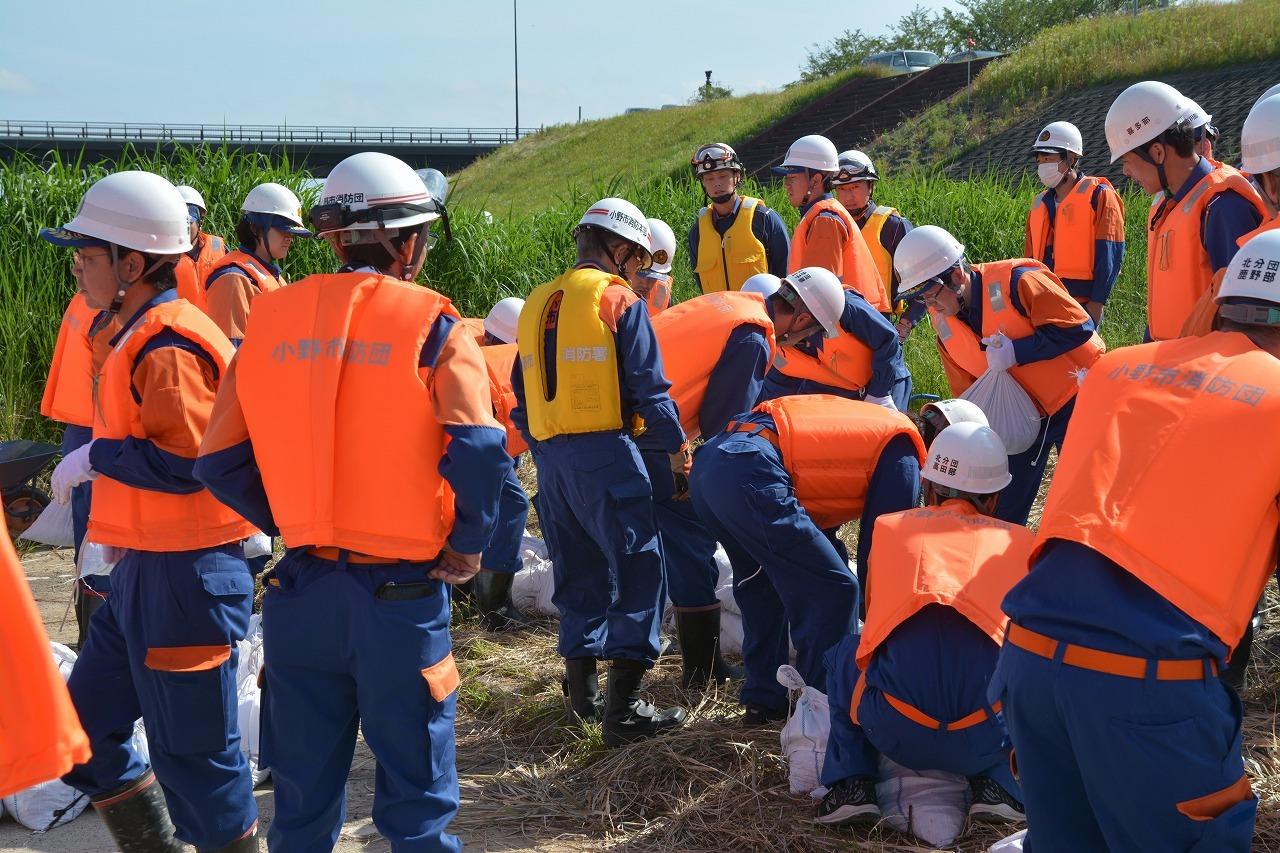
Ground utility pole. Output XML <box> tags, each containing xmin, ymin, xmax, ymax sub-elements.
<box><xmin>514</xmin><ymin>0</ymin><xmax>520</xmax><ymax>136</ymax></box>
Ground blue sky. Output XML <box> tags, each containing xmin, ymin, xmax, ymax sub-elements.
<box><xmin>1</xmin><ymin>0</ymin><xmax>958</xmax><ymax>130</ymax></box>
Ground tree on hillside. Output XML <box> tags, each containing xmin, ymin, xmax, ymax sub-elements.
<box><xmin>692</xmin><ymin>78</ymin><xmax>734</xmax><ymax>103</ymax></box>
<box><xmin>894</xmin><ymin>6</ymin><xmax>953</xmax><ymax>57</ymax></box>
<box><xmin>801</xmin><ymin>29</ymin><xmax>890</xmax><ymax>81</ymax></box>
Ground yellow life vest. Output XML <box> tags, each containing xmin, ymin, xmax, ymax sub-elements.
<box><xmin>518</xmin><ymin>267</ymin><xmax>630</xmax><ymax>441</ymax></box>
<box><xmin>693</xmin><ymin>197</ymin><xmax>768</xmax><ymax>293</ymax></box>
<box><xmin>860</xmin><ymin>205</ymin><xmax>897</xmax><ymax>297</ymax></box>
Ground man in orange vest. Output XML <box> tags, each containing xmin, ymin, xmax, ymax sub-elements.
<box><xmin>775</xmin><ymin>134</ymin><xmax>890</xmax><ymax>313</ymax></box>
<box><xmin>196</xmin><ymin>152</ymin><xmax>510</xmax><ymax>852</ymax></box>
<box><xmin>1105</xmin><ymin>81</ymin><xmax>1264</xmax><ymax>341</ymax></box>
<box><xmin>691</xmin><ymin>395</ymin><xmax>923</xmax><ymax>724</ymax></box>
<box><xmin>202</xmin><ymin>182</ymin><xmax>310</xmax><ymax>346</ymax></box>
<box><xmin>173</xmin><ymin>185</ymin><xmax>227</xmax><ymax>311</ymax></box>
<box><xmin>687</xmin><ymin>142</ymin><xmax>789</xmax><ymax>293</ymax></box>
<box><xmin>1024</xmin><ymin>122</ymin><xmax>1126</xmax><ymax>327</ymax></box>
<box><xmin>990</xmin><ymin>231</ymin><xmax>1280</xmax><ymax>853</ymax></box>
<box><xmin>647</xmin><ymin>290</ymin><xmax>777</xmax><ymax>686</ymax></box>
<box><xmin>41</xmin><ymin>171</ymin><xmax>259</xmax><ymax>852</ymax></box>
<box><xmin>895</xmin><ymin>225</ymin><xmax>1103</xmax><ymax>525</ymax></box>
<box><xmin>816</xmin><ymin>423</ymin><xmax>1028</xmax><ymax>829</ymax></box>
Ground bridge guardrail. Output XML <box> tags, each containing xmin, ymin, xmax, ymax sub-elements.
<box><xmin>0</xmin><ymin>120</ymin><xmax>533</xmax><ymax>146</ymax></box>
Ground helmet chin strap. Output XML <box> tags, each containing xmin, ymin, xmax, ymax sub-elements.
<box><xmin>370</xmin><ymin>222</ymin><xmax>433</xmax><ymax>281</ymax></box>
<box><xmin>106</xmin><ymin>245</ymin><xmax>173</xmax><ymax>314</ymax></box>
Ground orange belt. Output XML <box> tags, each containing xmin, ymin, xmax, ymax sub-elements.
<box><xmin>1006</xmin><ymin>622</ymin><xmax>1217</xmax><ymax>681</ymax></box>
<box><xmin>850</xmin><ymin>671</ymin><xmax>999</xmax><ymax>732</ymax></box>
<box><xmin>305</xmin><ymin>546</ymin><xmax>401</xmax><ymax>565</ymax></box>
<box><xmin>724</xmin><ymin>419</ymin><xmax>779</xmax><ymax>447</ymax></box>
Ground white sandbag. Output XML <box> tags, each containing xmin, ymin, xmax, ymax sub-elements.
<box><xmin>960</xmin><ymin>368</ymin><xmax>1042</xmax><ymax>455</ymax></box>
<box><xmin>989</xmin><ymin>829</ymin><xmax>1028</xmax><ymax>852</ymax></box>
<box><xmin>243</xmin><ymin>533</ymin><xmax>273</xmax><ymax>560</ymax></box>
<box><xmin>511</xmin><ymin>532</ymin><xmax>559</xmax><ymax>617</ymax></box>
<box><xmin>76</xmin><ymin>541</ymin><xmax>119</xmax><ymax>579</ymax></box>
<box><xmin>777</xmin><ymin>665</ymin><xmax>829</xmax><ymax>795</ymax></box>
<box><xmin>876</xmin><ymin>754</ymin><xmax>968</xmax><ymax>849</ymax></box>
<box><xmin>18</xmin><ymin>497</ymin><xmax>74</xmax><ymax>548</ymax></box>
<box><xmin>235</xmin><ymin>614</ymin><xmax>269</xmax><ymax>785</ymax></box>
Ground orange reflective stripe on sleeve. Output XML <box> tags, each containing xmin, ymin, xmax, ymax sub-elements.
<box><xmin>422</xmin><ymin>652</ymin><xmax>460</xmax><ymax>702</ymax></box>
<box><xmin>144</xmin><ymin>644</ymin><xmax>233</xmax><ymax>672</ymax></box>
<box><xmin>1177</xmin><ymin>776</ymin><xmax>1254</xmax><ymax>821</ymax></box>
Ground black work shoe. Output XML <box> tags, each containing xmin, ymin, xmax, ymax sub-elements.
<box><xmin>675</xmin><ymin>607</ymin><xmax>744</xmax><ymax>688</ymax></box>
<box><xmin>814</xmin><ymin>777</ymin><xmax>881</xmax><ymax>826</ymax></box>
<box><xmin>741</xmin><ymin>704</ymin><xmax>787</xmax><ymax>727</ymax></box>
<box><xmin>602</xmin><ymin>660</ymin><xmax>687</xmax><ymax>746</ymax></box>
<box><xmin>562</xmin><ymin>657</ymin><xmax>604</xmax><ymax>724</ymax></box>
<box><xmin>968</xmin><ymin>776</ymin><xmax>1026</xmax><ymax>823</ymax></box>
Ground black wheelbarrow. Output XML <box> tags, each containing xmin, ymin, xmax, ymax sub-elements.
<box><xmin>0</xmin><ymin>440</ymin><xmax>60</xmax><ymax>537</ymax></box>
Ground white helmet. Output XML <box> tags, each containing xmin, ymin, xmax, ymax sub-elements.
<box><xmin>312</xmin><ymin>152</ymin><xmax>442</xmax><ymax>236</ymax></box>
<box><xmin>690</xmin><ymin>142</ymin><xmax>744</xmax><ymax>176</ymax></box>
<box><xmin>1105</xmin><ymin>80</ymin><xmax>1190</xmax><ymax>164</ymax></box>
<box><xmin>243</xmin><ymin>182</ymin><xmax>311</xmax><ymax>235</ymax></box>
<box><xmin>924</xmin><ymin>422</ymin><xmax>1012</xmax><ymax>495</ymax></box>
<box><xmin>921</xmin><ymin>398</ymin><xmax>989</xmax><ymax>430</ymax></box>
<box><xmin>782</xmin><ymin>267</ymin><xmax>845</xmax><ymax>339</ymax></box>
<box><xmin>1217</xmin><ymin>230</ymin><xmax>1280</xmax><ymax>312</ymax></box>
<box><xmin>894</xmin><ymin>225</ymin><xmax>966</xmax><ymax>297</ymax></box>
<box><xmin>646</xmin><ymin>218</ymin><xmax>677</xmax><ymax>274</ymax></box>
<box><xmin>773</xmin><ymin>134</ymin><xmax>839</xmax><ymax>174</ymax></box>
<box><xmin>831</xmin><ymin>150</ymin><xmax>878</xmax><ymax>186</ymax></box>
<box><xmin>483</xmin><ymin>297</ymin><xmax>524</xmax><ymax>344</ymax></box>
<box><xmin>1242</xmin><ymin>94</ymin><xmax>1280</xmax><ymax>175</ymax></box>
<box><xmin>40</xmin><ymin>170</ymin><xmax>192</xmax><ymax>255</ymax></box>
<box><xmin>1249</xmin><ymin>83</ymin><xmax>1280</xmax><ymax>122</ymax></box>
<box><xmin>576</xmin><ymin>198</ymin><xmax>652</xmax><ymax>264</ymax></box>
<box><xmin>175</xmin><ymin>184</ymin><xmax>207</xmax><ymax>214</ymax></box>
<box><xmin>1030</xmin><ymin>121</ymin><xmax>1083</xmax><ymax>157</ymax></box>
<box><xmin>740</xmin><ymin>273</ymin><xmax>782</xmax><ymax>299</ymax></box>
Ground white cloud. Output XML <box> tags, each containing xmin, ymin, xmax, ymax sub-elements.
<box><xmin>0</xmin><ymin>69</ymin><xmax>34</xmax><ymax>94</ymax></box>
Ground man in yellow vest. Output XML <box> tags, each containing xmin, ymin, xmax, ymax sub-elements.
<box><xmin>895</xmin><ymin>225</ymin><xmax>1103</xmax><ymax>525</ymax></box>
<box><xmin>691</xmin><ymin>394</ymin><xmax>923</xmax><ymax>725</ymax></box>
<box><xmin>775</xmin><ymin>135</ymin><xmax>890</xmax><ymax>313</ymax></box>
<box><xmin>817</xmin><ymin>423</ymin><xmax>1028</xmax><ymax>829</ymax></box>
<box><xmin>830</xmin><ymin>150</ymin><xmax>918</xmax><ymax>335</ymax></box>
<box><xmin>1104</xmin><ymin>80</ymin><xmax>1264</xmax><ymax>341</ymax></box>
<box><xmin>990</xmin><ymin>231</ymin><xmax>1280</xmax><ymax>853</ymax></box>
<box><xmin>511</xmin><ymin>197</ymin><xmax>689</xmax><ymax>745</ymax></box>
<box><xmin>1024</xmin><ymin>122</ymin><xmax>1126</xmax><ymax>327</ymax></box>
<box><xmin>687</xmin><ymin>142</ymin><xmax>789</xmax><ymax>293</ymax></box>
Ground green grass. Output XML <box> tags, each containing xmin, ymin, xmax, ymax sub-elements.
<box><xmin>449</xmin><ymin>67</ymin><xmax>885</xmax><ymax>218</ymax></box>
<box><xmin>871</xmin><ymin>0</ymin><xmax>1280</xmax><ymax>171</ymax></box>
<box><xmin>0</xmin><ymin>149</ymin><xmax>1150</xmax><ymax>444</ymax></box>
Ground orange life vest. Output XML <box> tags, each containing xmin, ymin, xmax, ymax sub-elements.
<box><xmin>1147</xmin><ymin>164</ymin><xmax>1266</xmax><ymax>340</ymax></box>
<box><xmin>1025</xmin><ymin>176</ymin><xmax>1119</xmax><ymax>283</ymax></box>
<box><xmin>755</xmin><ymin>394</ymin><xmax>924</xmax><ymax>529</ymax></box>
<box><xmin>642</xmin><ymin>273</ymin><xmax>673</xmax><ymax>316</ymax></box>
<box><xmin>770</xmin><ymin>311</ymin><xmax>875</xmax><ymax>394</ymax></box>
<box><xmin>174</xmin><ymin>234</ymin><xmax>228</xmax><ymax>311</ymax></box>
<box><xmin>790</xmin><ymin>198</ymin><xmax>890</xmax><ymax>313</ymax></box>
<box><xmin>235</xmin><ymin>272</ymin><xmax>458</xmax><ymax>561</ymax></box>
<box><xmin>1034</xmin><ymin>331</ymin><xmax>1280</xmax><ymax>649</ymax></box>
<box><xmin>0</xmin><ymin>527</ymin><xmax>90</xmax><ymax>798</ymax></box>
<box><xmin>481</xmin><ymin>342</ymin><xmax>528</xmax><ymax>457</ymax></box>
<box><xmin>930</xmin><ymin>259</ymin><xmax>1104</xmax><ymax>416</ymax></box>
<box><xmin>460</xmin><ymin>317</ymin><xmax>487</xmax><ymax>344</ymax></box>
<box><xmin>1237</xmin><ymin>215</ymin><xmax>1280</xmax><ymax>248</ymax></box>
<box><xmin>41</xmin><ymin>294</ymin><xmax>101</xmax><ymax>427</ymax></box>
<box><xmin>205</xmin><ymin>250</ymin><xmax>284</xmax><ymax>299</ymax></box>
<box><xmin>856</xmin><ymin>501</ymin><xmax>1032</xmax><ymax>669</ymax></box>
<box><xmin>91</xmin><ymin>301</ymin><xmax>256</xmax><ymax>551</ymax></box>
<box><xmin>651</xmin><ymin>291</ymin><xmax>775</xmax><ymax>439</ymax></box>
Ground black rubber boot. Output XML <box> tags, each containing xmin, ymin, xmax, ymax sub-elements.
<box><xmin>675</xmin><ymin>606</ymin><xmax>744</xmax><ymax>688</ymax></box>
<box><xmin>562</xmin><ymin>657</ymin><xmax>604</xmax><ymax>723</ymax></box>
<box><xmin>474</xmin><ymin>570</ymin><xmax>531</xmax><ymax>631</ymax></box>
<box><xmin>73</xmin><ymin>581</ymin><xmax>107</xmax><ymax>652</ymax></box>
<box><xmin>602</xmin><ymin>660</ymin><xmax>687</xmax><ymax>747</ymax></box>
<box><xmin>89</xmin><ymin>769</ymin><xmax>184</xmax><ymax>853</ymax></box>
<box><xmin>201</xmin><ymin>823</ymin><xmax>260</xmax><ymax>852</ymax></box>
<box><xmin>1223</xmin><ymin>616</ymin><xmax>1255</xmax><ymax>691</ymax></box>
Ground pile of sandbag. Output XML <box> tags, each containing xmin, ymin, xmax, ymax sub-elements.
<box><xmin>236</xmin><ymin>614</ymin><xmax>269</xmax><ymax>786</ymax></box>
<box><xmin>877</xmin><ymin>755</ymin><xmax>970</xmax><ymax>849</ymax></box>
<box><xmin>777</xmin><ymin>665</ymin><xmax>829</xmax><ymax>796</ymax></box>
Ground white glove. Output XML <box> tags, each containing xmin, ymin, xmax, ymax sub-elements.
<box><xmin>864</xmin><ymin>394</ymin><xmax>898</xmax><ymax>411</ymax></box>
<box><xmin>51</xmin><ymin>442</ymin><xmax>98</xmax><ymax>505</ymax></box>
<box><xmin>981</xmin><ymin>333</ymin><xmax>1017</xmax><ymax>372</ymax></box>
<box><xmin>243</xmin><ymin>533</ymin><xmax>273</xmax><ymax>559</ymax></box>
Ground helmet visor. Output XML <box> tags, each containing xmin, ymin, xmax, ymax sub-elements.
<box><xmin>692</xmin><ymin>144</ymin><xmax>741</xmax><ymax>174</ymax></box>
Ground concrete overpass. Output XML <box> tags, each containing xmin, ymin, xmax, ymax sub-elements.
<box><xmin>0</xmin><ymin>120</ymin><xmax>531</xmax><ymax>174</ymax></box>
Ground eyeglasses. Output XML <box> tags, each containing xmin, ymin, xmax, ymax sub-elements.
<box><xmin>73</xmin><ymin>247</ymin><xmax>111</xmax><ymax>263</ymax></box>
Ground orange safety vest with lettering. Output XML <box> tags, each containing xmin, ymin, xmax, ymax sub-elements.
<box><xmin>694</xmin><ymin>197</ymin><xmax>769</xmax><ymax>293</ymax></box>
<box><xmin>174</xmin><ymin>234</ymin><xmax>228</xmax><ymax>311</ymax></box>
<box><xmin>482</xmin><ymin>342</ymin><xmax>528</xmax><ymax>457</ymax></box>
<box><xmin>929</xmin><ymin>259</ymin><xmax>1104</xmax><ymax>416</ymax></box>
<box><xmin>41</xmin><ymin>294</ymin><xmax>101</xmax><ymax>427</ymax></box>
<box><xmin>1034</xmin><ymin>331</ymin><xmax>1280</xmax><ymax>649</ymax></box>
<box><xmin>1147</xmin><ymin>164</ymin><xmax>1266</xmax><ymax>341</ymax></box>
<box><xmin>856</xmin><ymin>501</ymin><xmax>1032</xmax><ymax>669</ymax></box>
<box><xmin>235</xmin><ymin>273</ymin><xmax>459</xmax><ymax>561</ymax></box>
<box><xmin>757</xmin><ymin>394</ymin><xmax>924</xmax><ymax>529</ymax></box>
<box><xmin>790</xmin><ymin>198</ymin><xmax>891</xmax><ymax>313</ymax></box>
<box><xmin>91</xmin><ymin>301</ymin><xmax>256</xmax><ymax>551</ymax></box>
<box><xmin>1025</xmin><ymin>176</ymin><xmax>1120</xmax><ymax>284</ymax></box>
<box><xmin>652</xmin><ymin>291</ymin><xmax>775</xmax><ymax>439</ymax></box>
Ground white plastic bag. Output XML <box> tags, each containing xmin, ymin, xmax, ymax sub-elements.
<box><xmin>875</xmin><ymin>754</ymin><xmax>968</xmax><ymax>849</ymax></box>
<box><xmin>960</xmin><ymin>368</ymin><xmax>1042</xmax><ymax>455</ymax></box>
<box><xmin>18</xmin><ymin>498</ymin><xmax>74</xmax><ymax>548</ymax></box>
<box><xmin>235</xmin><ymin>614</ymin><xmax>269</xmax><ymax>785</ymax></box>
<box><xmin>76</xmin><ymin>541</ymin><xmax>119</xmax><ymax>579</ymax></box>
<box><xmin>989</xmin><ymin>829</ymin><xmax>1028</xmax><ymax>852</ymax></box>
<box><xmin>510</xmin><ymin>532</ymin><xmax>559</xmax><ymax>617</ymax></box>
<box><xmin>777</xmin><ymin>665</ymin><xmax>829</xmax><ymax>795</ymax></box>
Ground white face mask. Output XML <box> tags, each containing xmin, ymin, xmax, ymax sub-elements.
<box><xmin>1037</xmin><ymin>161</ymin><xmax>1066</xmax><ymax>189</ymax></box>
